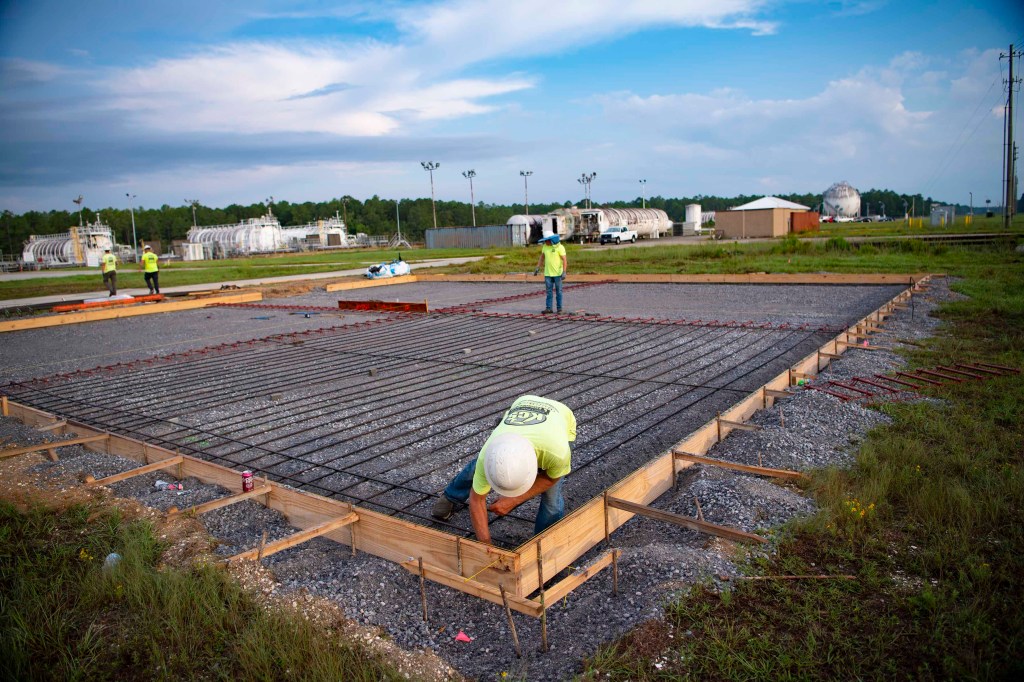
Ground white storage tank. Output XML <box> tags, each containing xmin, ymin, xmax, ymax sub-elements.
<box><xmin>823</xmin><ymin>181</ymin><xmax>861</xmax><ymax>219</ymax></box>
<box><xmin>685</xmin><ymin>204</ymin><xmax>701</xmax><ymax>224</ymax></box>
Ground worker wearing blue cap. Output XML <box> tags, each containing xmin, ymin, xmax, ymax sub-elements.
<box><xmin>533</xmin><ymin>234</ymin><xmax>567</xmax><ymax>314</ymax></box>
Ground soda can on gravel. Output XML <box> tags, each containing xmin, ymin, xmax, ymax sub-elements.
<box><xmin>242</xmin><ymin>470</ymin><xmax>254</xmax><ymax>492</ymax></box>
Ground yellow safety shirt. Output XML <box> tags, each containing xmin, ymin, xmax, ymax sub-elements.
<box><xmin>541</xmin><ymin>243</ymin><xmax>566</xmax><ymax>277</ymax></box>
<box><xmin>141</xmin><ymin>251</ymin><xmax>158</xmax><ymax>273</ymax></box>
<box><xmin>101</xmin><ymin>254</ymin><xmax>117</xmax><ymax>272</ymax></box>
<box><xmin>473</xmin><ymin>395</ymin><xmax>576</xmax><ymax>495</ymax></box>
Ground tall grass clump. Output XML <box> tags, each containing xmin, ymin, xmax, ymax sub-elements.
<box><xmin>0</xmin><ymin>501</ymin><xmax>406</xmax><ymax>681</ymax></box>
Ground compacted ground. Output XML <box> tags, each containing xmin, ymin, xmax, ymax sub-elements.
<box><xmin>0</xmin><ymin>277</ymin><xmax>944</xmax><ymax>681</ymax></box>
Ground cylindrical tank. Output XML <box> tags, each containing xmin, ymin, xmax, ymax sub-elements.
<box><xmin>23</xmin><ymin>237</ymin><xmax>74</xmax><ymax>265</ymax></box>
<box><xmin>822</xmin><ymin>181</ymin><xmax>861</xmax><ymax>218</ymax></box>
<box><xmin>685</xmin><ymin>204</ymin><xmax>701</xmax><ymax>224</ymax></box>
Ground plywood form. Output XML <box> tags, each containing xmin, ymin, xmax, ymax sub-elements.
<box><xmin>0</xmin><ymin>291</ymin><xmax>264</xmax><ymax>333</ymax></box>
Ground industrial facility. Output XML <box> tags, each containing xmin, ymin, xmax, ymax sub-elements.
<box><xmin>185</xmin><ymin>212</ymin><xmax>356</xmax><ymax>259</ymax></box>
<box><xmin>21</xmin><ymin>218</ymin><xmax>117</xmax><ymax>267</ymax></box>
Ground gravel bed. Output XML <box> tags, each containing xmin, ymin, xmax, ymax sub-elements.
<box><xmin>0</xmin><ymin>277</ymin><xmax>960</xmax><ymax>680</ymax></box>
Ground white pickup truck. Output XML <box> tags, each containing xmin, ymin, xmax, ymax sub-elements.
<box><xmin>599</xmin><ymin>226</ymin><xmax>637</xmax><ymax>244</ymax></box>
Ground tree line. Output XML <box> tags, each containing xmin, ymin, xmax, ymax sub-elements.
<box><xmin>0</xmin><ymin>189</ymin><xmax>955</xmax><ymax>257</ymax></box>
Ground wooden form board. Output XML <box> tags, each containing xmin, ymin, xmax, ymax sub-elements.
<box><xmin>337</xmin><ymin>299</ymin><xmax>429</xmax><ymax>313</ymax></box>
<box><xmin>324</xmin><ymin>275</ymin><xmax>418</xmax><ymax>292</ymax></box>
<box><xmin>0</xmin><ymin>291</ymin><xmax>263</xmax><ymax>333</ymax></box>
<box><xmin>0</xmin><ymin>273</ymin><xmax>930</xmax><ymax>607</ymax></box>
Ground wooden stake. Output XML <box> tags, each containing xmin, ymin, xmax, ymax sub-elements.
<box><xmin>1</xmin><ymin>396</ymin><xmax>7</xmax><ymax>417</ymax></box>
<box><xmin>418</xmin><ymin>557</ymin><xmax>429</xmax><ymax>622</ymax></box>
<box><xmin>758</xmin><ymin>452</ymin><xmax>763</xmax><ymax>467</ymax></box>
<box><xmin>611</xmin><ymin>549</ymin><xmax>619</xmax><ymax>596</ymax></box>
<box><xmin>500</xmin><ymin>584</ymin><xmax>522</xmax><ymax>658</ymax></box>
<box><xmin>603</xmin><ymin>491</ymin><xmax>610</xmax><ymax>546</ymax></box>
<box><xmin>694</xmin><ymin>496</ymin><xmax>704</xmax><ymax>522</ymax></box>
<box><xmin>256</xmin><ymin>530</ymin><xmax>268</xmax><ymax>561</ymax></box>
<box><xmin>779</xmin><ymin>405</ymin><xmax>784</xmax><ymax>428</ymax></box>
<box><xmin>537</xmin><ymin>540</ymin><xmax>548</xmax><ymax>653</ymax></box>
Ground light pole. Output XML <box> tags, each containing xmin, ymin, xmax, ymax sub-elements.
<box><xmin>73</xmin><ymin>195</ymin><xmax>84</xmax><ymax>227</ymax></box>
<box><xmin>639</xmin><ymin>179</ymin><xmax>647</xmax><ymax>209</ymax></box>
<box><xmin>126</xmin><ymin>193</ymin><xmax>138</xmax><ymax>261</ymax></box>
<box><xmin>902</xmin><ymin>199</ymin><xmax>908</xmax><ymax>221</ymax></box>
<box><xmin>395</xmin><ymin>199</ymin><xmax>401</xmax><ymax>239</ymax></box>
<box><xmin>520</xmin><ymin>170</ymin><xmax>532</xmax><ymax>217</ymax></box>
<box><xmin>3</xmin><ymin>209</ymin><xmax>13</xmax><ymax>258</ymax></box>
<box><xmin>969</xmin><ymin>191</ymin><xmax>973</xmax><ymax>216</ymax></box>
<box><xmin>341</xmin><ymin>197</ymin><xmax>349</xmax><ymax>232</ymax></box>
<box><xmin>421</xmin><ymin>162</ymin><xmax>439</xmax><ymax>229</ymax></box>
<box><xmin>462</xmin><ymin>170</ymin><xmax>477</xmax><ymax>226</ymax></box>
<box><xmin>578</xmin><ymin>172</ymin><xmax>597</xmax><ymax>208</ymax></box>
<box><xmin>185</xmin><ymin>199</ymin><xmax>199</xmax><ymax>227</ymax></box>
<box><xmin>265</xmin><ymin>196</ymin><xmax>274</xmax><ymax>216</ymax></box>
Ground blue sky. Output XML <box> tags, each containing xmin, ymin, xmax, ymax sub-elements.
<box><xmin>1</xmin><ymin>0</ymin><xmax>1021</xmax><ymax>214</ymax></box>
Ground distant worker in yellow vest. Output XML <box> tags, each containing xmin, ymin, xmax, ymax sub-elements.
<box><xmin>532</xmin><ymin>234</ymin><xmax>568</xmax><ymax>314</ymax></box>
<box><xmin>100</xmin><ymin>247</ymin><xmax>118</xmax><ymax>296</ymax></box>
<box><xmin>140</xmin><ymin>245</ymin><xmax>160</xmax><ymax>295</ymax></box>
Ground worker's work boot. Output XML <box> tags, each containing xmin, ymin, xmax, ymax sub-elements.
<box><xmin>541</xmin><ymin>308</ymin><xmax>553</xmax><ymax>314</ymax></box>
<box><xmin>432</xmin><ymin>496</ymin><xmax>455</xmax><ymax>521</ymax></box>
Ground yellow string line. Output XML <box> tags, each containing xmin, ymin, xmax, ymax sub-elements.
<box><xmin>463</xmin><ymin>556</ymin><xmax>504</xmax><ymax>582</ymax></box>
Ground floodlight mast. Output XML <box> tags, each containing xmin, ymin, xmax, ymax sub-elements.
<box><xmin>462</xmin><ymin>170</ymin><xmax>477</xmax><ymax>227</ymax></box>
<box><xmin>421</xmin><ymin>162</ymin><xmax>439</xmax><ymax>229</ymax></box>
<box><xmin>639</xmin><ymin>179</ymin><xmax>647</xmax><ymax>209</ymax></box>
<box><xmin>126</xmin><ymin>193</ymin><xmax>138</xmax><ymax>261</ymax></box>
<box><xmin>520</xmin><ymin>170</ymin><xmax>532</xmax><ymax>218</ymax></box>
<box><xmin>185</xmin><ymin>199</ymin><xmax>199</xmax><ymax>227</ymax></box>
<box><xmin>73</xmin><ymin>195</ymin><xmax>84</xmax><ymax>227</ymax></box>
<box><xmin>578</xmin><ymin>172</ymin><xmax>597</xmax><ymax>208</ymax></box>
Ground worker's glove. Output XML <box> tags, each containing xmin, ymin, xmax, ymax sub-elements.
<box><xmin>533</xmin><ymin>268</ymin><xmax>540</xmax><ymax>276</ymax></box>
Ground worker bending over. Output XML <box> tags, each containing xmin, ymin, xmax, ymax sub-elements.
<box><xmin>433</xmin><ymin>395</ymin><xmax>576</xmax><ymax>545</ymax></box>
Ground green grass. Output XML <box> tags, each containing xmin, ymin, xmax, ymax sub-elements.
<box><xmin>0</xmin><ymin>245</ymin><xmax>499</xmax><ymax>300</ymax></box>
<box><xmin>0</xmin><ymin>500</ymin><xmax>409</xmax><ymax>681</ymax></box>
<box><xmin>580</xmin><ymin>245</ymin><xmax>1024</xmax><ymax>680</ymax></box>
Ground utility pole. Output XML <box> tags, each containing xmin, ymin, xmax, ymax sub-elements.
<box><xmin>520</xmin><ymin>170</ymin><xmax>533</xmax><ymax>217</ymax></box>
<box><xmin>341</xmin><ymin>197</ymin><xmax>349</xmax><ymax>232</ymax></box>
<box><xmin>1001</xmin><ymin>44</ymin><xmax>1022</xmax><ymax>229</ymax></box>
<box><xmin>639</xmin><ymin>179</ymin><xmax>647</xmax><ymax>209</ymax></box>
<box><xmin>421</xmin><ymin>162</ymin><xmax>439</xmax><ymax>229</ymax></box>
<box><xmin>462</xmin><ymin>170</ymin><xmax>477</xmax><ymax>226</ymax></box>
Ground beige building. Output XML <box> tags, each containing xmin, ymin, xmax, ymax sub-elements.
<box><xmin>715</xmin><ymin>197</ymin><xmax>814</xmax><ymax>238</ymax></box>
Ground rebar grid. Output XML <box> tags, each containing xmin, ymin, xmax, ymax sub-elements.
<box><xmin>3</xmin><ymin>306</ymin><xmax>832</xmax><ymax>546</ymax></box>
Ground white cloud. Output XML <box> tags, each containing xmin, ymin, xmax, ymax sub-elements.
<box><xmin>85</xmin><ymin>0</ymin><xmax>773</xmax><ymax>138</ymax></box>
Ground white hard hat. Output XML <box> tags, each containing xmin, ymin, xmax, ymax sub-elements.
<box><xmin>483</xmin><ymin>433</ymin><xmax>537</xmax><ymax>498</ymax></box>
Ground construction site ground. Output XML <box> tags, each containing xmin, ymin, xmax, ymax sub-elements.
<box><xmin>0</xmin><ymin>277</ymin><xmax>946</xmax><ymax>680</ymax></box>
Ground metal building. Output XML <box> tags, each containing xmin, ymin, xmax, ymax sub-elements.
<box><xmin>425</xmin><ymin>224</ymin><xmax>528</xmax><ymax>249</ymax></box>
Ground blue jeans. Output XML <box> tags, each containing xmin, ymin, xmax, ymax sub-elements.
<box><xmin>444</xmin><ymin>458</ymin><xmax>566</xmax><ymax>534</ymax></box>
<box><xmin>544</xmin><ymin>275</ymin><xmax>563</xmax><ymax>312</ymax></box>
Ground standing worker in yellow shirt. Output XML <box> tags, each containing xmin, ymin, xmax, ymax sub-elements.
<box><xmin>100</xmin><ymin>247</ymin><xmax>118</xmax><ymax>296</ymax></box>
<box><xmin>533</xmin><ymin>234</ymin><xmax>567</xmax><ymax>314</ymax></box>
<box><xmin>140</xmin><ymin>245</ymin><xmax>160</xmax><ymax>295</ymax></box>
